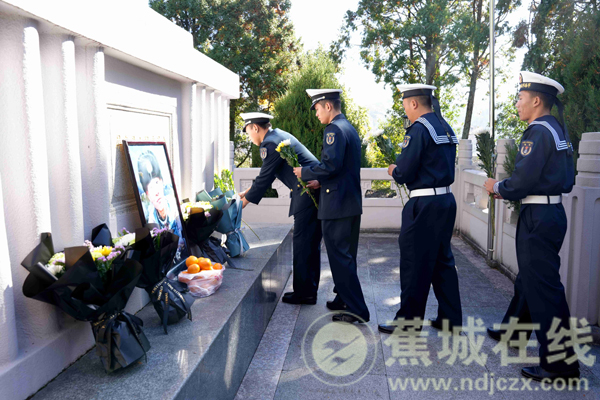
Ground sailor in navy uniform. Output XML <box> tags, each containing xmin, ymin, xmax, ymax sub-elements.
<box><xmin>293</xmin><ymin>89</ymin><xmax>370</xmax><ymax>324</ymax></box>
<box><xmin>239</xmin><ymin>112</ymin><xmax>323</xmax><ymax>305</ymax></box>
<box><xmin>378</xmin><ymin>84</ymin><xmax>462</xmax><ymax>335</ymax></box>
<box><xmin>483</xmin><ymin>72</ymin><xmax>579</xmax><ymax>381</ymax></box>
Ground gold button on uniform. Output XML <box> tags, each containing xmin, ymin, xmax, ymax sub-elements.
<box><xmin>326</xmin><ymin>189</ymin><xmax>330</xmax><ymax>193</ymax></box>
<box><xmin>297</xmin><ymin>184</ymin><xmax>300</xmax><ymax>188</ymax></box>
<box><xmin>290</xmin><ymin>189</ymin><xmax>293</xmax><ymax>192</ymax></box>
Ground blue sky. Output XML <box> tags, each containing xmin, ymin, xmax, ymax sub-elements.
<box><xmin>289</xmin><ymin>0</ymin><xmax>527</xmax><ymax>134</ymax></box>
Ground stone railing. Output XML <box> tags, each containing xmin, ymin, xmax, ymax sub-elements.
<box><xmin>235</xmin><ymin>132</ymin><xmax>600</xmax><ymax>324</ymax></box>
<box><xmin>234</xmin><ymin>168</ymin><xmax>408</xmax><ymax>230</ymax></box>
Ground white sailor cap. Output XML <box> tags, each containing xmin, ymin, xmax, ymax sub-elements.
<box><xmin>240</xmin><ymin>112</ymin><xmax>274</xmax><ymax>132</ymax></box>
<box><xmin>519</xmin><ymin>71</ymin><xmax>564</xmax><ymax>96</ymax></box>
<box><xmin>397</xmin><ymin>84</ymin><xmax>437</xmax><ymax>99</ymax></box>
<box><xmin>306</xmin><ymin>89</ymin><xmax>343</xmax><ymax>110</ymax></box>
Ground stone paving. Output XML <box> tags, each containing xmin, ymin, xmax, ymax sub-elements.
<box><xmin>234</xmin><ymin>233</ymin><xmax>600</xmax><ymax>400</ymax></box>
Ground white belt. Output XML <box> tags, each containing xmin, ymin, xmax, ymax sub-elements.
<box><xmin>409</xmin><ymin>186</ymin><xmax>451</xmax><ymax>198</ymax></box>
<box><xmin>521</xmin><ymin>195</ymin><xmax>562</xmax><ymax>205</ymax></box>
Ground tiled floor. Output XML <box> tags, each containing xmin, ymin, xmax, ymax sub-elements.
<box><xmin>234</xmin><ymin>234</ymin><xmax>600</xmax><ymax>400</ymax></box>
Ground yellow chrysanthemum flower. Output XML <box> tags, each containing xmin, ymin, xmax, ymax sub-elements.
<box><xmin>91</xmin><ymin>251</ymin><xmax>103</xmax><ymax>260</ymax></box>
<box><xmin>100</xmin><ymin>246</ymin><xmax>112</xmax><ymax>257</ymax></box>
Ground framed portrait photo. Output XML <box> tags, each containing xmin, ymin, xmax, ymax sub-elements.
<box><xmin>122</xmin><ymin>141</ymin><xmax>188</xmax><ymax>256</ymax></box>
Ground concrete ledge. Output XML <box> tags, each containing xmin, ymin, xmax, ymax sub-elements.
<box><xmin>30</xmin><ymin>224</ymin><xmax>293</xmax><ymax>400</ymax></box>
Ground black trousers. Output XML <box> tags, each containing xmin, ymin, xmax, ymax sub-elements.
<box><xmin>322</xmin><ymin>215</ymin><xmax>370</xmax><ymax>321</ymax></box>
<box><xmin>395</xmin><ymin>194</ymin><xmax>462</xmax><ymax>327</ymax></box>
<box><xmin>292</xmin><ymin>204</ymin><xmax>322</xmax><ymax>297</ymax></box>
<box><xmin>501</xmin><ymin>203</ymin><xmax>579</xmax><ymax>372</ymax></box>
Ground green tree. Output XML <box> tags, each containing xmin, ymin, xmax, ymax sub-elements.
<box><xmin>271</xmin><ymin>49</ymin><xmax>371</xmax><ymax>167</ymax></box>
<box><xmin>150</xmin><ymin>0</ymin><xmax>301</xmax><ymax>160</ymax></box>
<box><xmin>331</xmin><ymin>0</ymin><xmax>473</xmax><ymax>141</ymax></box>
<box><xmin>459</xmin><ymin>0</ymin><xmax>520</xmax><ymax>139</ymax></box>
<box><xmin>513</xmin><ymin>0</ymin><xmax>600</xmax><ymax>158</ymax></box>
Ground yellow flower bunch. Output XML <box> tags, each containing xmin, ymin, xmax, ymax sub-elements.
<box><xmin>275</xmin><ymin>139</ymin><xmax>291</xmax><ymax>153</ymax></box>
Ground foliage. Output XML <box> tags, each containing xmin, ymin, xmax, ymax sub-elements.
<box><xmin>513</xmin><ymin>0</ymin><xmax>600</xmax><ymax>160</ymax></box>
<box><xmin>457</xmin><ymin>0</ymin><xmax>521</xmax><ymax>139</ymax></box>
<box><xmin>332</xmin><ymin>0</ymin><xmax>466</xmax><ymax>88</ymax></box>
<box><xmin>214</xmin><ymin>169</ymin><xmax>235</xmax><ymax>193</ymax></box>
<box><xmin>150</xmin><ymin>0</ymin><xmax>301</xmax><ymax>166</ymax></box>
<box><xmin>475</xmin><ymin>131</ymin><xmax>496</xmax><ymax>178</ymax></box>
<box><xmin>502</xmin><ymin>141</ymin><xmax>521</xmax><ymax>214</ymax></box>
<box><xmin>496</xmin><ymin>99</ymin><xmax>528</xmax><ymax>141</ymax></box>
<box><xmin>270</xmin><ymin>49</ymin><xmax>371</xmax><ymax>165</ymax></box>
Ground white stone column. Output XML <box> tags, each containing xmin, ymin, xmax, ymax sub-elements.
<box><xmin>41</xmin><ymin>35</ymin><xmax>84</xmax><ymax>249</ymax></box>
<box><xmin>0</xmin><ymin>19</ymin><xmax>55</xmax><ymax>346</ymax></box>
<box><xmin>199</xmin><ymin>86</ymin><xmax>208</xmax><ymax>191</ymax></box>
<box><xmin>215</xmin><ymin>93</ymin><xmax>223</xmax><ymax>173</ymax></box>
<box><xmin>560</xmin><ymin>132</ymin><xmax>600</xmax><ymax>324</ymax></box>
<box><xmin>181</xmin><ymin>82</ymin><xmax>195</xmax><ymax>199</ymax></box>
<box><xmin>208</xmin><ymin>90</ymin><xmax>217</xmax><ymax>189</ymax></box>
<box><xmin>494</xmin><ymin>139</ymin><xmax>515</xmax><ymax>266</ymax></box>
<box><xmin>0</xmin><ymin>177</ymin><xmax>18</xmax><ymax>364</ymax></box>
<box><xmin>455</xmin><ymin>139</ymin><xmax>473</xmax><ymax>232</ymax></box>
<box><xmin>222</xmin><ymin>97</ymin><xmax>231</xmax><ymax>171</ymax></box>
<box><xmin>76</xmin><ymin>46</ymin><xmax>111</xmax><ymax>235</ymax></box>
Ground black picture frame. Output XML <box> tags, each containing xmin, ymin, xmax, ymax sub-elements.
<box><xmin>122</xmin><ymin>140</ymin><xmax>189</xmax><ymax>257</ymax></box>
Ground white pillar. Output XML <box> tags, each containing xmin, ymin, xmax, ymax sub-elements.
<box><xmin>41</xmin><ymin>35</ymin><xmax>84</xmax><ymax>249</ymax></box>
<box><xmin>76</xmin><ymin>46</ymin><xmax>111</xmax><ymax>235</ymax></box>
<box><xmin>221</xmin><ymin>97</ymin><xmax>230</xmax><ymax>171</ymax></box>
<box><xmin>455</xmin><ymin>139</ymin><xmax>473</xmax><ymax>231</ymax></box>
<box><xmin>208</xmin><ymin>90</ymin><xmax>217</xmax><ymax>189</ymax></box>
<box><xmin>181</xmin><ymin>82</ymin><xmax>194</xmax><ymax>199</ymax></box>
<box><xmin>0</xmin><ymin>177</ymin><xmax>18</xmax><ymax>364</ymax></box>
<box><xmin>216</xmin><ymin>93</ymin><xmax>223</xmax><ymax>173</ymax></box>
<box><xmin>494</xmin><ymin>139</ymin><xmax>515</xmax><ymax>265</ymax></box>
<box><xmin>560</xmin><ymin>132</ymin><xmax>600</xmax><ymax>324</ymax></box>
<box><xmin>0</xmin><ymin>20</ymin><xmax>56</xmax><ymax>346</ymax></box>
<box><xmin>199</xmin><ymin>86</ymin><xmax>209</xmax><ymax>191</ymax></box>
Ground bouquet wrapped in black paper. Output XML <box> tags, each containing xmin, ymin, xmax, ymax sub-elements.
<box><xmin>109</xmin><ymin>224</ymin><xmax>194</xmax><ymax>334</ymax></box>
<box><xmin>21</xmin><ymin>231</ymin><xmax>151</xmax><ymax>373</ymax></box>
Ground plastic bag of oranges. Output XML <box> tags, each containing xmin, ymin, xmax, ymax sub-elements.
<box><xmin>178</xmin><ymin>256</ymin><xmax>225</xmax><ymax>298</ymax></box>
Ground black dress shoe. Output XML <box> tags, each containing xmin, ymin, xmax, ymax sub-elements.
<box><xmin>378</xmin><ymin>323</ymin><xmax>423</xmax><ymax>334</ymax></box>
<box><xmin>326</xmin><ymin>299</ymin><xmax>347</xmax><ymax>311</ymax></box>
<box><xmin>521</xmin><ymin>366</ymin><xmax>580</xmax><ymax>382</ymax></box>
<box><xmin>487</xmin><ymin>327</ymin><xmax>531</xmax><ymax>346</ymax></box>
<box><xmin>429</xmin><ymin>319</ymin><xmax>461</xmax><ymax>332</ymax></box>
<box><xmin>281</xmin><ymin>293</ymin><xmax>317</xmax><ymax>305</ymax></box>
<box><xmin>332</xmin><ymin>314</ymin><xmax>368</xmax><ymax>323</ymax></box>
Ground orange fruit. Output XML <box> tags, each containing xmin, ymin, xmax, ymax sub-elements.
<box><xmin>213</xmin><ymin>263</ymin><xmax>223</xmax><ymax>270</ymax></box>
<box><xmin>187</xmin><ymin>264</ymin><xmax>200</xmax><ymax>274</ymax></box>
<box><xmin>186</xmin><ymin>256</ymin><xmax>199</xmax><ymax>267</ymax></box>
<box><xmin>198</xmin><ymin>258</ymin><xmax>211</xmax><ymax>270</ymax></box>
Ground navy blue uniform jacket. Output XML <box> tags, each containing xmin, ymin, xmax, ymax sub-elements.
<box><xmin>245</xmin><ymin>128</ymin><xmax>319</xmax><ymax>216</ymax></box>
<box><xmin>498</xmin><ymin>115</ymin><xmax>574</xmax><ymax>200</ymax></box>
<box><xmin>300</xmin><ymin>114</ymin><xmax>363</xmax><ymax>220</ymax></box>
<box><xmin>392</xmin><ymin>112</ymin><xmax>458</xmax><ymax>189</ymax></box>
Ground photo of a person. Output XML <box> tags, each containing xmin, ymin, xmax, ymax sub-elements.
<box><xmin>137</xmin><ymin>151</ymin><xmax>182</xmax><ymax>237</ymax></box>
<box><xmin>123</xmin><ymin>142</ymin><xmax>187</xmax><ymax>253</ymax></box>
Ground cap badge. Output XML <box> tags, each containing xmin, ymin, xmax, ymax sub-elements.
<box><xmin>260</xmin><ymin>148</ymin><xmax>267</xmax><ymax>159</ymax></box>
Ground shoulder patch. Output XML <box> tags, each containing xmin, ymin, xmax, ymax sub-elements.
<box><xmin>260</xmin><ymin>147</ymin><xmax>267</xmax><ymax>159</ymax></box>
<box><xmin>326</xmin><ymin>132</ymin><xmax>335</xmax><ymax>145</ymax></box>
<box><xmin>520</xmin><ymin>141</ymin><xmax>534</xmax><ymax>156</ymax></box>
<box><xmin>402</xmin><ymin>135</ymin><xmax>411</xmax><ymax>149</ymax></box>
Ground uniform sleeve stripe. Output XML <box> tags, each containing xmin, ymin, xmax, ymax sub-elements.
<box><xmin>416</xmin><ymin>117</ymin><xmax>458</xmax><ymax>145</ymax></box>
<box><xmin>529</xmin><ymin>121</ymin><xmax>568</xmax><ymax>151</ymax></box>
